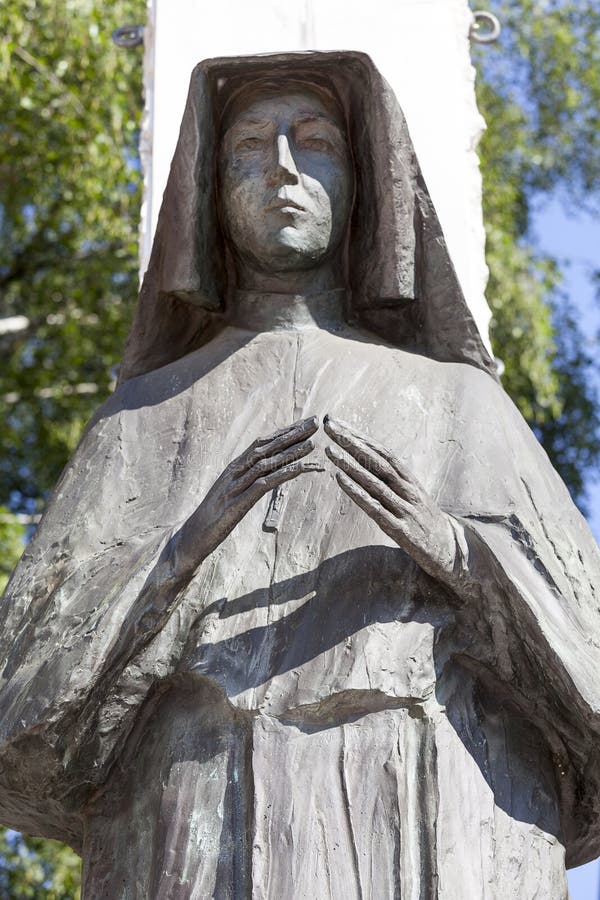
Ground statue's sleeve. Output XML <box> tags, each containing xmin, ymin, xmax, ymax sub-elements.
<box><xmin>0</xmin><ymin>396</ymin><xmax>197</xmax><ymax>847</ymax></box>
<box><xmin>442</xmin><ymin>373</ymin><xmax>600</xmax><ymax>865</ymax></box>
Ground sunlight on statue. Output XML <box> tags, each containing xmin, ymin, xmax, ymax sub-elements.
<box><xmin>0</xmin><ymin>52</ymin><xmax>599</xmax><ymax>900</ymax></box>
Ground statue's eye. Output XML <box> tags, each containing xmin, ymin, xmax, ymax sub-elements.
<box><xmin>236</xmin><ymin>137</ymin><xmax>265</xmax><ymax>151</ymax></box>
<box><xmin>300</xmin><ymin>137</ymin><xmax>332</xmax><ymax>152</ymax></box>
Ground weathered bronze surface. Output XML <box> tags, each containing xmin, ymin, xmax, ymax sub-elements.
<box><xmin>1</xmin><ymin>52</ymin><xmax>599</xmax><ymax>899</ymax></box>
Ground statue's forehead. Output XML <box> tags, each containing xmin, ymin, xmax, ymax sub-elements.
<box><xmin>221</xmin><ymin>82</ymin><xmax>346</xmax><ymax>133</ymax></box>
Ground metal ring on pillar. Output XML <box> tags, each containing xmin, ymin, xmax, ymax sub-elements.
<box><xmin>111</xmin><ymin>25</ymin><xmax>145</xmax><ymax>49</ymax></box>
<box><xmin>469</xmin><ymin>11</ymin><xmax>501</xmax><ymax>44</ymax></box>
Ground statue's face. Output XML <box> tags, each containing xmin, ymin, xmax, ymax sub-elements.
<box><xmin>219</xmin><ymin>87</ymin><xmax>353</xmax><ymax>274</ymax></box>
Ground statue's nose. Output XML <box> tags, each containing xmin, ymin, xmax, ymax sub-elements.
<box><xmin>273</xmin><ymin>134</ymin><xmax>299</xmax><ymax>185</ymax></box>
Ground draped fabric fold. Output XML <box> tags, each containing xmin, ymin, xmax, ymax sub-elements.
<box><xmin>1</xmin><ymin>326</ymin><xmax>599</xmax><ymax>881</ymax></box>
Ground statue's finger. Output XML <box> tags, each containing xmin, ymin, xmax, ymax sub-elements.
<box><xmin>325</xmin><ymin>435</ymin><xmax>413</xmax><ymax>501</ymax></box>
<box><xmin>245</xmin><ymin>459</ymin><xmax>325</xmax><ymax>502</ymax></box>
<box><xmin>324</xmin><ymin>416</ymin><xmax>394</xmax><ymax>472</ymax></box>
<box><xmin>324</xmin><ymin>414</ymin><xmax>390</xmax><ymax>452</ymax></box>
<box><xmin>230</xmin><ymin>416</ymin><xmax>318</xmax><ymax>475</ymax></box>
<box><xmin>326</xmin><ymin>445</ymin><xmax>408</xmax><ymax>516</ymax></box>
<box><xmin>231</xmin><ymin>439</ymin><xmax>316</xmax><ymax>494</ymax></box>
<box><xmin>335</xmin><ymin>472</ymin><xmax>399</xmax><ymax>536</ymax></box>
<box><xmin>324</xmin><ymin>415</ymin><xmax>422</xmax><ymax>489</ymax></box>
<box><xmin>324</xmin><ymin>421</ymin><xmax>388</xmax><ymax>472</ymax></box>
<box><xmin>253</xmin><ymin>416</ymin><xmax>318</xmax><ymax>459</ymax></box>
<box><xmin>256</xmin><ymin>415</ymin><xmax>319</xmax><ymax>448</ymax></box>
<box><xmin>324</xmin><ymin>414</ymin><xmax>385</xmax><ymax>453</ymax></box>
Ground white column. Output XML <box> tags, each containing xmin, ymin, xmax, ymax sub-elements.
<box><xmin>141</xmin><ymin>0</ymin><xmax>491</xmax><ymax>348</ymax></box>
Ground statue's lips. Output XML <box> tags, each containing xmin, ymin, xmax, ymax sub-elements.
<box><xmin>265</xmin><ymin>198</ymin><xmax>306</xmax><ymax>214</ymax></box>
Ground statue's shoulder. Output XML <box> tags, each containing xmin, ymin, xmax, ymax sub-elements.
<box><xmin>87</xmin><ymin>327</ymin><xmax>249</xmax><ymax>432</ymax></box>
<box><xmin>349</xmin><ymin>330</ymin><xmax>502</xmax><ymax>398</ymax></box>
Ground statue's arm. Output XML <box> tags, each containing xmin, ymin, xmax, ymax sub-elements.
<box><xmin>0</xmin><ymin>416</ymin><xmax>319</xmax><ymax>841</ymax></box>
<box><xmin>90</xmin><ymin>416</ymin><xmax>322</xmax><ymax>684</ymax></box>
<box><xmin>324</xmin><ymin>412</ymin><xmax>600</xmax><ymax>694</ymax></box>
<box><xmin>324</xmin><ymin>415</ymin><xmax>460</xmax><ymax>585</ymax></box>
<box><xmin>324</xmin><ymin>413</ymin><xmax>600</xmax><ymax>756</ymax></box>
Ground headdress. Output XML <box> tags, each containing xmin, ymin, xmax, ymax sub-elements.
<box><xmin>119</xmin><ymin>51</ymin><xmax>496</xmax><ymax>382</ymax></box>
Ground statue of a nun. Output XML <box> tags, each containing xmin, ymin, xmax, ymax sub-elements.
<box><xmin>1</xmin><ymin>52</ymin><xmax>600</xmax><ymax>899</ymax></box>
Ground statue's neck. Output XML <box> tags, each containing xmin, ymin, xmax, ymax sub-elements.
<box><xmin>228</xmin><ymin>289</ymin><xmax>347</xmax><ymax>333</ymax></box>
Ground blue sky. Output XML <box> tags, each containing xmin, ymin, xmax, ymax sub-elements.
<box><xmin>570</xmin><ymin>860</ymin><xmax>599</xmax><ymax>900</ymax></box>
<box><xmin>536</xmin><ymin>202</ymin><xmax>600</xmax><ymax>898</ymax></box>
<box><xmin>535</xmin><ymin>200</ymin><xmax>600</xmax><ymax>544</ymax></box>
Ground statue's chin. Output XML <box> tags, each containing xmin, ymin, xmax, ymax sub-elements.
<box><xmin>251</xmin><ymin>228</ymin><xmax>331</xmax><ymax>273</ymax></box>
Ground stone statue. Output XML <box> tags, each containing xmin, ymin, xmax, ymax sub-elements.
<box><xmin>1</xmin><ymin>51</ymin><xmax>599</xmax><ymax>899</ymax></box>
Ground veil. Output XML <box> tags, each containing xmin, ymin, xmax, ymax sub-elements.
<box><xmin>119</xmin><ymin>51</ymin><xmax>496</xmax><ymax>382</ymax></box>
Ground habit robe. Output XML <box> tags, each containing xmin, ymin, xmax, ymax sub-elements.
<box><xmin>1</xmin><ymin>52</ymin><xmax>600</xmax><ymax>899</ymax></box>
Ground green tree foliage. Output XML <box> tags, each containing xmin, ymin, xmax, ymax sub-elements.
<box><xmin>0</xmin><ymin>0</ymin><xmax>144</xmax><ymax>513</ymax></box>
<box><xmin>0</xmin><ymin>0</ymin><xmax>144</xmax><ymax>893</ymax></box>
<box><xmin>0</xmin><ymin>831</ymin><xmax>80</xmax><ymax>899</ymax></box>
<box><xmin>0</xmin><ymin>508</ymin><xmax>25</xmax><ymax>594</ymax></box>
<box><xmin>0</xmin><ymin>0</ymin><xmax>599</xmax><ymax>894</ymax></box>
<box><xmin>474</xmin><ymin>0</ymin><xmax>600</xmax><ymax>502</ymax></box>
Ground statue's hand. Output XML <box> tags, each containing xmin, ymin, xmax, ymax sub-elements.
<box><xmin>324</xmin><ymin>415</ymin><xmax>457</xmax><ymax>581</ymax></box>
<box><xmin>175</xmin><ymin>416</ymin><xmax>320</xmax><ymax>573</ymax></box>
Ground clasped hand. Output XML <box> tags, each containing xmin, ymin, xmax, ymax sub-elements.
<box><xmin>175</xmin><ymin>415</ymin><xmax>458</xmax><ymax>582</ymax></box>
<box><xmin>323</xmin><ymin>415</ymin><xmax>457</xmax><ymax>581</ymax></box>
